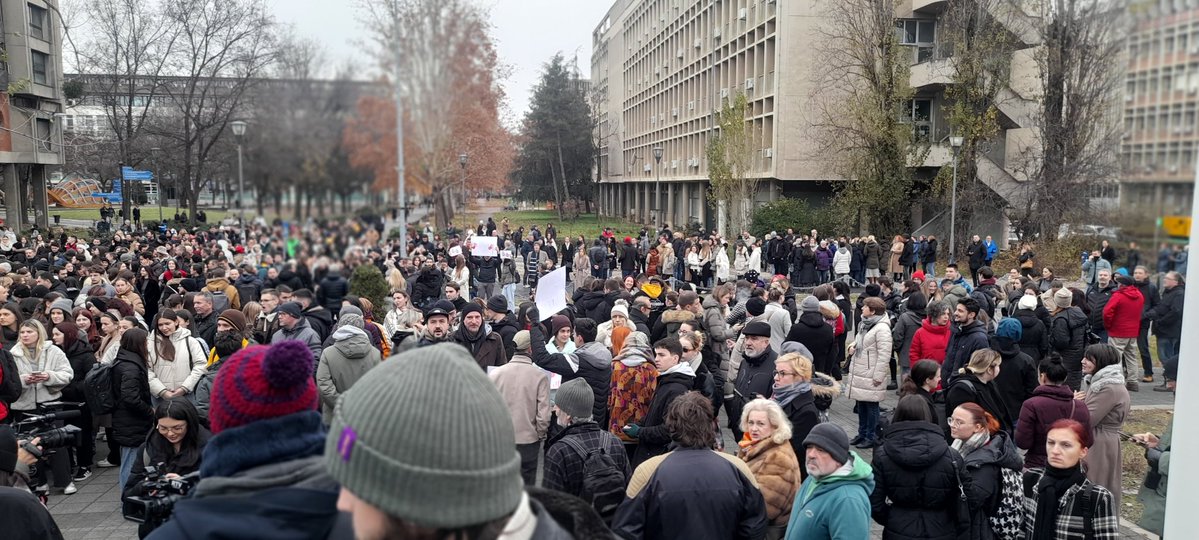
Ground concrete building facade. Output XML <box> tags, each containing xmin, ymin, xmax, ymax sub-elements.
<box><xmin>1119</xmin><ymin>0</ymin><xmax>1199</xmax><ymax>217</ymax></box>
<box><xmin>0</xmin><ymin>0</ymin><xmax>65</xmax><ymax>231</ymax></box>
<box><xmin>592</xmin><ymin>0</ymin><xmax>836</xmax><ymax>234</ymax></box>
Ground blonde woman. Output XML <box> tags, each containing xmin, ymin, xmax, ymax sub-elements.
<box><xmin>450</xmin><ymin>256</ymin><xmax>471</xmax><ymax>302</ymax></box>
<box><xmin>737</xmin><ymin>398</ymin><xmax>801</xmax><ymax>532</ymax></box>
<box><xmin>9</xmin><ymin>319</ymin><xmax>75</xmax><ymax>492</ymax></box>
<box><xmin>385</xmin><ymin>260</ymin><xmax>407</xmax><ymax>294</ymax></box>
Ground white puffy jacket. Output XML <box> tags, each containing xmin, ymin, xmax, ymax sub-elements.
<box><xmin>147</xmin><ymin>328</ymin><xmax>208</xmax><ymax>396</ymax></box>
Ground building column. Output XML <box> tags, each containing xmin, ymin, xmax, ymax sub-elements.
<box><xmin>31</xmin><ymin>166</ymin><xmax>47</xmax><ymax>231</ymax></box>
<box><xmin>666</xmin><ymin>183</ymin><xmax>675</xmax><ymax>230</ymax></box>
<box><xmin>3</xmin><ymin>165</ymin><xmax>22</xmax><ymax>230</ymax></box>
<box><xmin>696</xmin><ymin>181</ymin><xmax>707</xmax><ymax>229</ymax></box>
<box><xmin>602</xmin><ymin>184</ymin><xmax>609</xmax><ymax>217</ymax></box>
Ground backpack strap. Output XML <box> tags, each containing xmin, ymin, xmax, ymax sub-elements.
<box><xmin>1079</xmin><ymin>483</ymin><xmax>1094</xmax><ymax>539</ymax></box>
<box><xmin>561</xmin><ymin>435</ymin><xmax>592</xmax><ymax>459</ymax></box>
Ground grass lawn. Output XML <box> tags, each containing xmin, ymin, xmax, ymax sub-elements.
<box><xmin>48</xmin><ymin>207</ymin><xmax>230</xmax><ymax>223</ymax></box>
<box><xmin>461</xmin><ymin>209</ymin><xmax>647</xmax><ymax>240</ymax></box>
<box><xmin>1120</xmin><ymin>408</ymin><xmax>1172</xmax><ymax>524</ymax></box>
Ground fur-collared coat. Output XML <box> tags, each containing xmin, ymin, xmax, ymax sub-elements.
<box><xmin>738</xmin><ymin>437</ymin><xmax>801</xmax><ymax>526</ymax></box>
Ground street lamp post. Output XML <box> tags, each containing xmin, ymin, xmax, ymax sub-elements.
<box><xmin>151</xmin><ymin>147</ymin><xmax>162</xmax><ymax>223</ymax></box>
<box><xmin>231</xmin><ymin>120</ymin><xmax>247</xmax><ymax>244</ymax></box>
<box><xmin>459</xmin><ymin>153</ymin><xmax>469</xmax><ymax>214</ymax></box>
<box><xmin>652</xmin><ymin>146</ymin><xmax>663</xmax><ymax>226</ymax></box>
<box><xmin>948</xmin><ymin>135</ymin><xmax>964</xmax><ymax>265</ymax></box>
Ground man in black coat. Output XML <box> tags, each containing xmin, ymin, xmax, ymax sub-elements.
<box><xmin>619</xmin><ymin>237</ymin><xmax>639</xmax><ymax>278</ymax></box>
<box><xmin>315</xmin><ymin>265</ymin><xmax>349</xmax><ymax>313</ymax></box>
<box><xmin>484</xmin><ymin>295</ymin><xmax>519</xmax><ymax>361</ymax></box>
<box><xmin>989</xmin><ymin>320</ymin><xmax>1038</xmax><ymax>424</ymax></box>
<box><xmin>528</xmin><ymin>313</ymin><xmax>613</xmax><ymax>428</ymax></box>
<box><xmin>1147</xmin><ymin>272</ymin><xmax>1184</xmax><ymax>386</ymax></box>
<box><xmin>966</xmin><ymin>235</ymin><xmax>986</xmax><ymax>286</ymax></box>
<box><xmin>629</xmin><ymin>296</ymin><xmax>653</xmax><ymax>335</ymax></box>
<box><xmin>944</xmin><ymin>297</ymin><xmax>990</xmax><ymax>380</ymax></box>
<box><xmin>786</xmin><ymin>296</ymin><xmax>836</xmax><ymax>375</ymax></box>
<box><xmin>620</xmin><ymin>335</ymin><xmax>696</xmax><ymax>467</ymax></box>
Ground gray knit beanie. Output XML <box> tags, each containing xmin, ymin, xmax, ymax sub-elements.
<box><xmin>336</xmin><ymin>313</ymin><xmax>364</xmax><ymax>330</ymax></box>
<box><xmin>554</xmin><ymin>378</ymin><xmax>594</xmax><ymax>420</ymax></box>
<box><xmin>324</xmin><ymin>343</ymin><xmax>522</xmax><ymax>527</ymax></box>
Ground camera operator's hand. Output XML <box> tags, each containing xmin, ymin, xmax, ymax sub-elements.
<box><xmin>17</xmin><ymin>438</ymin><xmax>42</xmax><ymax>466</ymax></box>
<box><xmin>164</xmin><ymin>473</ymin><xmax>181</xmax><ymax>480</ymax></box>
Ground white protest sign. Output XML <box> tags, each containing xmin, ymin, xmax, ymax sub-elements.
<box><xmin>448</xmin><ymin>246</ymin><xmax>462</xmax><ymax>258</ymax></box>
<box><xmin>471</xmin><ymin>236</ymin><xmax>498</xmax><ymax>257</ymax></box>
<box><xmin>534</xmin><ymin>267</ymin><xmax>568</xmax><ymax>321</ymax></box>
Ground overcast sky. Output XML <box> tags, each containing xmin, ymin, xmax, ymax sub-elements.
<box><xmin>267</xmin><ymin>0</ymin><xmax>613</xmax><ymax>126</ymax></box>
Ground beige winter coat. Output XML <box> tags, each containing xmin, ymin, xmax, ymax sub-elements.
<box><xmin>146</xmin><ymin>328</ymin><xmax>209</xmax><ymax>396</ymax></box>
<box><xmin>846</xmin><ymin>318</ymin><xmax>892</xmax><ymax>403</ymax></box>
<box><xmin>489</xmin><ymin>354</ymin><xmax>551</xmax><ymax>445</ymax></box>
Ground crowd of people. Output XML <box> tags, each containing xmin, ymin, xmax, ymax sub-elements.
<box><xmin>0</xmin><ymin>214</ymin><xmax>1185</xmax><ymax>540</ymax></box>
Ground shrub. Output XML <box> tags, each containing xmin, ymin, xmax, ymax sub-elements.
<box><xmin>750</xmin><ymin>198</ymin><xmax>832</xmax><ymax>239</ymax></box>
<box><xmin>349</xmin><ymin>264</ymin><xmax>389</xmax><ymax>313</ymax></box>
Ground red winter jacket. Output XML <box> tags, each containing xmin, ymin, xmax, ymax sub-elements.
<box><xmin>908</xmin><ymin>318</ymin><xmax>949</xmax><ymax>367</ymax></box>
<box><xmin>1102</xmin><ymin>285</ymin><xmax>1144</xmax><ymax>338</ymax></box>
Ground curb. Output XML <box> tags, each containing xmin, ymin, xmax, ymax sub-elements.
<box><xmin>1120</xmin><ymin>518</ymin><xmax>1160</xmax><ymax>539</ymax></box>
<box><xmin>1130</xmin><ymin>404</ymin><xmax>1174</xmax><ymax>411</ymax></box>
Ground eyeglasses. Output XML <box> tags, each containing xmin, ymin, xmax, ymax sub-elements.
<box><xmin>156</xmin><ymin>424</ymin><xmax>186</xmax><ymax>435</ymax></box>
<box><xmin>947</xmin><ymin>418</ymin><xmax>966</xmax><ymax>427</ymax></box>
<box><xmin>773</xmin><ymin>370</ymin><xmax>797</xmax><ymax>378</ymax></box>
<box><xmin>681</xmin><ymin>347</ymin><xmax>694</xmax><ymax>353</ymax></box>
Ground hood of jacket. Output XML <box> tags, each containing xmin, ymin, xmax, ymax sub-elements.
<box><xmin>796</xmin><ymin>310</ymin><xmax>827</xmax><ymax>329</ymax></box>
<box><xmin>947</xmin><ymin>284</ymin><xmax>968</xmax><ymax>298</ymax></box>
<box><xmin>805</xmin><ymin>451</ymin><xmax>875</xmax><ymax>499</ymax></box>
<box><xmin>1055</xmin><ymin>306</ymin><xmax>1088</xmax><ymax>327</ymax></box>
<box><xmin>988</xmin><ymin>335</ymin><xmax>1021</xmax><ymax>358</ymax></box>
<box><xmin>920</xmin><ymin>318</ymin><xmax>949</xmax><ymax>336</ymax></box>
<box><xmin>492</xmin><ymin>313</ymin><xmax>519</xmax><ymax>333</ymax></box>
<box><xmin>331</xmin><ymin>328</ymin><xmax>372</xmax><ymax>359</ymax></box>
<box><xmin>205</xmin><ymin>277</ymin><xmax>232</xmax><ymax>291</ymax></box>
<box><xmin>661</xmin><ymin>309</ymin><xmax>696</xmax><ymax>325</ymax></box>
<box><xmin>1030</xmin><ymin>383</ymin><xmax>1075</xmax><ymax>402</ymax></box>
<box><xmin>962</xmin><ymin>430</ymin><xmax>1023</xmax><ymax>471</ymax></box>
<box><xmin>574</xmin><ymin>341</ymin><xmax>613</xmax><ymax>370</ymax></box>
<box><xmin>956</xmin><ymin>319</ymin><xmax>988</xmax><ymax>340</ymax></box>
<box><xmin>235</xmin><ymin>274</ymin><xmax>261</xmax><ymax>287</ymax></box>
<box><xmin>1112</xmin><ymin>284</ymin><xmax>1144</xmax><ymax>304</ymax></box>
<box><xmin>304</xmin><ymin>305</ymin><xmax>334</xmax><ymax>326</ymax></box>
<box><xmin>881</xmin><ymin>421</ymin><xmax>951</xmax><ymax>468</ymax></box>
<box><xmin>1013</xmin><ymin>309</ymin><xmax>1041</xmax><ymax>329</ymax></box>
<box><xmin>809</xmin><ymin>371</ymin><xmax>841</xmax><ymax>399</ymax></box>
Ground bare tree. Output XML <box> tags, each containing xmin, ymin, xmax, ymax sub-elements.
<box><xmin>356</xmin><ymin>0</ymin><xmax>496</xmax><ymax>230</ymax></box>
<box><xmin>809</xmin><ymin>0</ymin><xmax>925</xmax><ymax>236</ymax></box>
<box><xmin>1009</xmin><ymin>0</ymin><xmax>1125</xmax><ymax>240</ymax></box>
<box><xmin>156</xmin><ymin>0</ymin><xmax>275</xmax><ymax>225</ymax></box>
<box><xmin>63</xmin><ymin>0</ymin><xmax>179</xmax><ymax>195</ymax></box>
<box><xmin>706</xmin><ymin>93</ymin><xmax>758</xmax><ymax>237</ymax></box>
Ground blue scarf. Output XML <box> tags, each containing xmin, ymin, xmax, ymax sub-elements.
<box><xmin>200</xmin><ymin>411</ymin><xmax>326</xmax><ymax>479</ymax></box>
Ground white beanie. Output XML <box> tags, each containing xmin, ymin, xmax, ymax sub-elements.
<box><xmin>1018</xmin><ymin>294</ymin><xmax>1037</xmax><ymax>311</ymax></box>
<box><xmin>611</xmin><ymin>300</ymin><xmax>629</xmax><ymax>319</ymax></box>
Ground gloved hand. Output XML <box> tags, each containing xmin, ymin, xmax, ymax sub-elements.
<box><xmin>622</xmin><ymin>424</ymin><xmax>641</xmax><ymax>438</ymax></box>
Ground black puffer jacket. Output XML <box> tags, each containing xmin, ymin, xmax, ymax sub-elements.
<box><xmin>989</xmin><ymin>336</ymin><xmax>1038</xmax><ymax>426</ymax></box>
<box><xmin>1011</xmin><ymin>309</ymin><xmax>1049</xmax><ymax>364</ymax></box>
<box><xmin>490</xmin><ymin>313</ymin><xmax>520</xmax><ymax>360</ymax></box>
<box><xmin>871</xmin><ymin>421</ymin><xmax>968</xmax><ymax>540</ymax></box>
<box><xmin>111</xmin><ymin>350</ymin><xmax>154</xmax><ymax>448</ymax></box>
<box><xmin>316</xmin><ymin>274</ymin><xmax>348</xmax><ymax>312</ymax></box>
<box><xmin>631</xmin><ymin>370</ymin><xmax>695</xmax><ymax>466</ymax></box>
<box><xmin>58</xmin><ymin>340</ymin><xmax>95</xmax><ymax>404</ymax></box>
<box><xmin>959</xmin><ymin>431</ymin><xmax>1024</xmax><ymax>540</ymax></box>
<box><xmin>785</xmin><ymin>312</ymin><xmax>835</xmax><ymax>369</ymax></box>
<box><xmin>1050</xmin><ymin>307</ymin><xmax>1088</xmax><ymax>390</ymax></box>
<box><xmin>944</xmin><ymin>321</ymin><xmax>990</xmax><ymax>381</ymax></box>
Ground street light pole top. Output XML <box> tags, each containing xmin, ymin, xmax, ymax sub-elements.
<box><xmin>652</xmin><ymin>146</ymin><xmax>663</xmax><ymax>162</ymax></box>
<box><xmin>459</xmin><ymin>153</ymin><xmax>469</xmax><ymax>168</ymax></box>
<box><xmin>231</xmin><ymin>120</ymin><xmax>247</xmax><ymax>138</ymax></box>
<box><xmin>949</xmin><ymin>135</ymin><xmax>964</xmax><ymax>148</ymax></box>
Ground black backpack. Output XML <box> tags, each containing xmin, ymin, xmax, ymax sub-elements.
<box><xmin>0</xmin><ymin>350</ymin><xmax>21</xmax><ymax>405</ymax></box>
<box><xmin>83</xmin><ymin>362</ymin><xmax>118</xmax><ymax>414</ymax></box>
<box><xmin>562</xmin><ymin>437</ymin><xmax>626</xmax><ymax>522</ymax></box>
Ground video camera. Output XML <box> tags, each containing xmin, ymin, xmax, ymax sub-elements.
<box><xmin>122</xmin><ymin>467</ymin><xmax>199</xmax><ymax>527</ymax></box>
<box><xmin>14</xmin><ymin>406</ymin><xmax>83</xmax><ymax>460</ymax></box>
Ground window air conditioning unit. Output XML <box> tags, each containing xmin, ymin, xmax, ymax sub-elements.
<box><xmin>721</xmin><ymin>87</ymin><xmax>729</xmax><ymax>98</ymax></box>
<box><xmin>651</xmin><ymin>115</ymin><xmax>657</xmax><ymax>124</ymax></box>
<box><xmin>714</xmin><ymin>27</ymin><xmax>722</xmax><ymax>40</ymax></box>
<box><xmin>695</xmin><ymin>38</ymin><xmax>702</xmax><ymax>48</ymax></box>
<box><xmin>688</xmin><ymin>101</ymin><xmax>695</xmax><ymax>110</ymax></box>
<box><xmin>1125</xmin><ymin>94</ymin><xmax>1134</xmax><ymax>102</ymax></box>
<box><xmin>672</xmin><ymin>107</ymin><xmax>679</xmax><ymax>117</ymax></box>
<box><xmin>745</xmin><ymin>78</ymin><xmax>755</xmax><ymax>89</ymax></box>
<box><xmin>739</xmin><ymin>8</ymin><xmax>747</xmax><ymax>20</ymax></box>
<box><xmin>764</xmin><ymin>148</ymin><xmax>773</xmax><ymax>158</ymax></box>
<box><xmin>671</xmin><ymin>159</ymin><xmax>679</xmax><ymax>169</ymax></box>
<box><xmin>1121</xmin><ymin>132</ymin><xmax>1130</xmax><ymax>139</ymax></box>
<box><xmin>645</xmin><ymin>164</ymin><xmax>653</xmax><ymax>172</ymax></box>
<box><xmin>677</xmin><ymin>49</ymin><xmax>684</xmax><ymax>59</ymax></box>
<box><xmin>1169</xmin><ymin>166</ymin><xmax>1179</xmax><ymax>173</ymax></box>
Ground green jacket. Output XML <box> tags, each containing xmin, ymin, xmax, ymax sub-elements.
<box><xmin>1137</xmin><ymin>419</ymin><xmax>1172</xmax><ymax>536</ymax></box>
<box><xmin>785</xmin><ymin>451</ymin><xmax>874</xmax><ymax>540</ymax></box>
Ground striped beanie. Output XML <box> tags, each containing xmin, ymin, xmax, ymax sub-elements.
<box><xmin>208</xmin><ymin>340</ymin><xmax>318</xmax><ymax>434</ymax></box>
<box><xmin>325</xmin><ymin>343</ymin><xmax>521</xmax><ymax>528</ymax></box>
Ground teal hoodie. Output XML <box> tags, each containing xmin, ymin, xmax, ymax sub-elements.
<box><xmin>784</xmin><ymin>451</ymin><xmax>874</xmax><ymax>540</ymax></box>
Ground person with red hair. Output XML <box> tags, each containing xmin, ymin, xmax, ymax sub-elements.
<box><xmin>1021</xmin><ymin>419</ymin><xmax>1119</xmax><ymax>539</ymax></box>
<box><xmin>947</xmin><ymin>402</ymin><xmax>1023</xmax><ymax>539</ymax></box>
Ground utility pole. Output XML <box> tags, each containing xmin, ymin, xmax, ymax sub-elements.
<box><xmin>394</xmin><ymin>31</ymin><xmax>408</xmax><ymax>257</ymax></box>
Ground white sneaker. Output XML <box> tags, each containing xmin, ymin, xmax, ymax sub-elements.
<box><xmin>62</xmin><ymin>482</ymin><xmax>77</xmax><ymax>495</ymax></box>
<box><xmin>96</xmin><ymin>459</ymin><xmax>117</xmax><ymax>468</ymax></box>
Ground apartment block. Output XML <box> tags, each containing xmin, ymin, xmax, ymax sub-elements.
<box><xmin>0</xmin><ymin>0</ymin><xmax>65</xmax><ymax>230</ymax></box>
<box><xmin>592</xmin><ymin>0</ymin><xmax>836</xmax><ymax>233</ymax></box>
<box><xmin>1120</xmin><ymin>0</ymin><xmax>1199</xmax><ymax>217</ymax></box>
